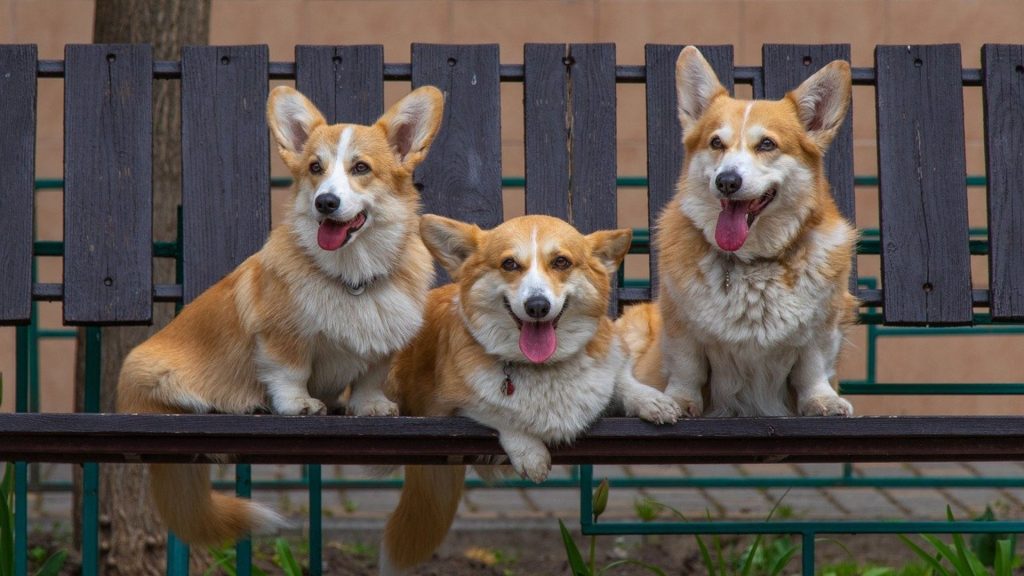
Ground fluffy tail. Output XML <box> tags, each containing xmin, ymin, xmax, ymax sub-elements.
<box><xmin>380</xmin><ymin>465</ymin><xmax>466</xmax><ymax>575</ymax></box>
<box><xmin>149</xmin><ymin>463</ymin><xmax>283</xmax><ymax>546</ymax></box>
<box><xmin>118</xmin><ymin>353</ymin><xmax>283</xmax><ymax>546</ymax></box>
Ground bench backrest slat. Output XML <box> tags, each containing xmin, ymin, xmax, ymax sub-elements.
<box><xmin>63</xmin><ymin>44</ymin><xmax>153</xmax><ymax>324</ymax></box>
<box><xmin>181</xmin><ymin>46</ymin><xmax>270</xmax><ymax>303</ymax></box>
<box><xmin>0</xmin><ymin>45</ymin><xmax>37</xmax><ymax>325</ymax></box>
<box><xmin>567</xmin><ymin>43</ymin><xmax>617</xmax><ymax>236</ymax></box>
<box><xmin>295</xmin><ymin>45</ymin><xmax>384</xmax><ymax>125</ymax></box>
<box><xmin>644</xmin><ymin>44</ymin><xmax>734</xmax><ymax>294</ymax></box>
<box><xmin>763</xmin><ymin>44</ymin><xmax>857</xmax><ymax>294</ymax></box>
<box><xmin>876</xmin><ymin>44</ymin><xmax>972</xmax><ymax>325</ymax></box>
<box><xmin>412</xmin><ymin>44</ymin><xmax>503</xmax><ymax>229</ymax></box>
<box><xmin>524</xmin><ymin>43</ymin><xmax>570</xmax><ymax>221</ymax></box>
<box><xmin>983</xmin><ymin>44</ymin><xmax>1024</xmax><ymax>321</ymax></box>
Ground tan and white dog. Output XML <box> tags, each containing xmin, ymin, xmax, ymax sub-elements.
<box><xmin>116</xmin><ymin>85</ymin><xmax>443</xmax><ymax>545</ymax></box>
<box><xmin>379</xmin><ymin>215</ymin><xmax>681</xmax><ymax>574</ymax></box>
<box><xmin>619</xmin><ymin>46</ymin><xmax>858</xmax><ymax>418</ymax></box>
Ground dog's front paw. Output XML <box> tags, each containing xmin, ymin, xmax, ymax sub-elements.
<box><xmin>627</xmin><ymin>389</ymin><xmax>681</xmax><ymax>425</ymax></box>
<box><xmin>275</xmin><ymin>396</ymin><xmax>327</xmax><ymax>416</ymax></box>
<box><xmin>347</xmin><ymin>397</ymin><xmax>399</xmax><ymax>417</ymax></box>
<box><xmin>512</xmin><ymin>449</ymin><xmax>551</xmax><ymax>484</ymax></box>
<box><xmin>799</xmin><ymin>395</ymin><xmax>853</xmax><ymax>417</ymax></box>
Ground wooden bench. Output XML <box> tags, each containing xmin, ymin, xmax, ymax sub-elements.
<box><xmin>3</xmin><ymin>44</ymin><xmax>1024</xmax><ymax>572</ymax></box>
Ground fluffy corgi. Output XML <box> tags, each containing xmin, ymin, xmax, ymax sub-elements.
<box><xmin>116</xmin><ymin>85</ymin><xmax>444</xmax><ymax>545</ymax></box>
<box><xmin>379</xmin><ymin>215</ymin><xmax>681</xmax><ymax>574</ymax></box>
<box><xmin>619</xmin><ymin>46</ymin><xmax>857</xmax><ymax>418</ymax></box>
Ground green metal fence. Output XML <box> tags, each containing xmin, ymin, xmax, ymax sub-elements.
<box><xmin>8</xmin><ymin>174</ymin><xmax>1024</xmax><ymax>575</ymax></box>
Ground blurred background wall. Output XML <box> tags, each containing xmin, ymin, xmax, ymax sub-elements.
<box><xmin>1</xmin><ymin>0</ymin><xmax>1022</xmax><ymax>416</ymax></box>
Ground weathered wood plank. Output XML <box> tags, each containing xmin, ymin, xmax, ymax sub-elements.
<box><xmin>411</xmin><ymin>44</ymin><xmax>502</xmax><ymax>228</ymax></box>
<box><xmin>763</xmin><ymin>44</ymin><xmax>857</xmax><ymax>294</ymax></box>
<box><xmin>876</xmin><ymin>44</ymin><xmax>972</xmax><ymax>325</ymax></box>
<box><xmin>983</xmin><ymin>44</ymin><xmax>1024</xmax><ymax>321</ymax></box>
<box><xmin>523</xmin><ymin>43</ymin><xmax>569</xmax><ymax>220</ymax></box>
<box><xmin>63</xmin><ymin>44</ymin><xmax>153</xmax><ymax>324</ymax></box>
<box><xmin>645</xmin><ymin>45</ymin><xmax>734</xmax><ymax>292</ymax></box>
<box><xmin>568</xmin><ymin>43</ymin><xmax>618</xmax><ymax>235</ymax></box>
<box><xmin>0</xmin><ymin>45</ymin><xmax>37</xmax><ymax>324</ymax></box>
<box><xmin>181</xmin><ymin>46</ymin><xmax>270</xmax><ymax>303</ymax></box>
<box><xmin>3</xmin><ymin>414</ymin><xmax>1024</xmax><ymax>465</ymax></box>
<box><xmin>295</xmin><ymin>45</ymin><xmax>383</xmax><ymax>125</ymax></box>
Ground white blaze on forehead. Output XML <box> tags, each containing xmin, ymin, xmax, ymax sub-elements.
<box><xmin>517</xmin><ymin>226</ymin><xmax>554</xmax><ymax>303</ymax></box>
<box><xmin>739</xmin><ymin>102</ymin><xmax>754</xmax><ymax>147</ymax></box>
<box><xmin>316</xmin><ymin>127</ymin><xmax>358</xmax><ymax>215</ymax></box>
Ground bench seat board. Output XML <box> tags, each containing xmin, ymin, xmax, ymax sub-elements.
<box><xmin>181</xmin><ymin>46</ymin><xmax>270</xmax><ymax>303</ymax></box>
<box><xmin>644</xmin><ymin>44</ymin><xmax>735</xmax><ymax>296</ymax></box>
<box><xmin>0</xmin><ymin>45</ymin><xmax>36</xmax><ymax>325</ymax></box>
<box><xmin>876</xmin><ymin>44</ymin><xmax>972</xmax><ymax>325</ymax></box>
<box><xmin>763</xmin><ymin>44</ymin><xmax>857</xmax><ymax>295</ymax></box>
<box><xmin>63</xmin><ymin>44</ymin><xmax>153</xmax><ymax>324</ymax></box>
<box><xmin>983</xmin><ymin>44</ymin><xmax>1024</xmax><ymax>321</ymax></box>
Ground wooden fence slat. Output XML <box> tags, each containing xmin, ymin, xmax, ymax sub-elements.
<box><xmin>63</xmin><ymin>44</ymin><xmax>152</xmax><ymax>324</ymax></box>
<box><xmin>523</xmin><ymin>43</ymin><xmax>569</xmax><ymax>220</ymax></box>
<box><xmin>876</xmin><ymin>45</ymin><xmax>972</xmax><ymax>325</ymax></box>
<box><xmin>645</xmin><ymin>45</ymin><xmax>734</xmax><ymax>293</ymax></box>
<box><xmin>983</xmin><ymin>44</ymin><xmax>1024</xmax><ymax>321</ymax></box>
<box><xmin>568</xmin><ymin>43</ymin><xmax>617</xmax><ymax>235</ymax></box>
<box><xmin>0</xmin><ymin>45</ymin><xmax>37</xmax><ymax>324</ymax></box>
<box><xmin>762</xmin><ymin>44</ymin><xmax>857</xmax><ymax>295</ymax></box>
<box><xmin>295</xmin><ymin>45</ymin><xmax>383</xmax><ymax>125</ymax></box>
<box><xmin>181</xmin><ymin>45</ymin><xmax>270</xmax><ymax>303</ymax></box>
<box><xmin>411</xmin><ymin>44</ymin><xmax>503</xmax><ymax>228</ymax></box>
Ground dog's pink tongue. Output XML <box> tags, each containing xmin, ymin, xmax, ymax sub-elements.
<box><xmin>317</xmin><ymin>220</ymin><xmax>351</xmax><ymax>251</ymax></box>
<box><xmin>715</xmin><ymin>201</ymin><xmax>749</xmax><ymax>252</ymax></box>
<box><xmin>519</xmin><ymin>321</ymin><xmax>557</xmax><ymax>363</ymax></box>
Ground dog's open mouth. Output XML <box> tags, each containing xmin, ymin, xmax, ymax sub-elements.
<box><xmin>503</xmin><ymin>296</ymin><xmax>568</xmax><ymax>364</ymax></box>
<box><xmin>714</xmin><ymin>188</ymin><xmax>777</xmax><ymax>252</ymax></box>
<box><xmin>317</xmin><ymin>211</ymin><xmax>367</xmax><ymax>251</ymax></box>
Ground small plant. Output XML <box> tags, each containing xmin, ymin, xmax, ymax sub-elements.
<box><xmin>899</xmin><ymin>506</ymin><xmax>1017</xmax><ymax>576</ymax></box>
<box><xmin>558</xmin><ymin>478</ymin><xmax>667</xmax><ymax>575</ymax></box>
<box><xmin>272</xmin><ymin>538</ymin><xmax>303</xmax><ymax>576</ymax></box>
<box><xmin>818</xmin><ymin>560</ymin><xmax>934</xmax><ymax>576</ymax></box>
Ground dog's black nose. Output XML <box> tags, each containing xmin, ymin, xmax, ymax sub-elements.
<box><xmin>315</xmin><ymin>193</ymin><xmax>340</xmax><ymax>215</ymax></box>
<box><xmin>524</xmin><ymin>296</ymin><xmax>551</xmax><ymax>319</ymax></box>
<box><xmin>715</xmin><ymin>171</ymin><xmax>743</xmax><ymax>196</ymax></box>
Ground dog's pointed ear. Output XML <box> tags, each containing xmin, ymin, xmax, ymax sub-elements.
<box><xmin>377</xmin><ymin>86</ymin><xmax>445</xmax><ymax>170</ymax></box>
<box><xmin>420</xmin><ymin>214</ymin><xmax>482</xmax><ymax>278</ymax></box>
<box><xmin>267</xmin><ymin>86</ymin><xmax>327</xmax><ymax>171</ymax></box>
<box><xmin>675</xmin><ymin>46</ymin><xmax>727</xmax><ymax>134</ymax></box>
<box><xmin>587</xmin><ymin>228</ymin><xmax>633</xmax><ymax>275</ymax></box>
<box><xmin>787</xmin><ymin>60</ymin><xmax>852</xmax><ymax>150</ymax></box>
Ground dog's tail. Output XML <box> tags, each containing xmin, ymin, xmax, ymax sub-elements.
<box><xmin>117</xmin><ymin>353</ymin><xmax>284</xmax><ymax>546</ymax></box>
<box><xmin>379</xmin><ymin>465</ymin><xmax>466</xmax><ymax>575</ymax></box>
<box><xmin>615</xmin><ymin>302</ymin><xmax>660</xmax><ymax>358</ymax></box>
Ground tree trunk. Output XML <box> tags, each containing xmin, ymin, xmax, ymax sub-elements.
<box><xmin>73</xmin><ymin>2</ymin><xmax>211</xmax><ymax>574</ymax></box>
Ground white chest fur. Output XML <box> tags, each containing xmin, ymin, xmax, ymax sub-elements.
<box><xmin>461</xmin><ymin>344</ymin><xmax>622</xmax><ymax>445</ymax></box>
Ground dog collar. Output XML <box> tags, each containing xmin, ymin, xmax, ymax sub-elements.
<box><xmin>341</xmin><ymin>274</ymin><xmax>380</xmax><ymax>296</ymax></box>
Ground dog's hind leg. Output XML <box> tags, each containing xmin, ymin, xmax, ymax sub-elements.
<box><xmin>791</xmin><ymin>328</ymin><xmax>853</xmax><ymax>417</ymax></box>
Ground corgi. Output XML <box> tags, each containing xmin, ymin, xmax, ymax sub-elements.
<box><xmin>619</xmin><ymin>46</ymin><xmax>857</xmax><ymax>418</ymax></box>
<box><xmin>115</xmin><ymin>85</ymin><xmax>444</xmax><ymax>545</ymax></box>
<box><xmin>379</xmin><ymin>215</ymin><xmax>681</xmax><ymax>574</ymax></box>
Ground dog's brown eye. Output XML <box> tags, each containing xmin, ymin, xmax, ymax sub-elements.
<box><xmin>757</xmin><ymin>137</ymin><xmax>777</xmax><ymax>152</ymax></box>
<box><xmin>309</xmin><ymin>161</ymin><xmax>324</xmax><ymax>175</ymax></box>
<box><xmin>501</xmin><ymin>258</ymin><xmax>520</xmax><ymax>272</ymax></box>
<box><xmin>552</xmin><ymin>256</ymin><xmax>572</xmax><ymax>270</ymax></box>
<box><xmin>352</xmin><ymin>161</ymin><xmax>371</xmax><ymax>175</ymax></box>
<box><xmin>710</xmin><ymin>136</ymin><xmax>724</xmax><ymax>150</ymax></box>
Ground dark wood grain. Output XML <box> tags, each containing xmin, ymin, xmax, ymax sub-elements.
<box><xmin>0</xmin><ymin>46</ymin><xmax>36</xmax><ymax>325</ymax></box>
<box><xmin>763</xmin><ymin>44</ymin><xmax>857</xmax><ymax>294</ymax></box>
<box><xmin>3</xmin><ymin>414</ymin><xmax>1024</xmax><ymax>465</ymax></box>
<box><xmin>876</xmin><ymin>45</ymin><xmax>972</xmax><ymax>325</ymax></box>
<box><xmin>63</xmin><ymin>44</ymin><xmax>153</xmax><ymax>324</ymax></box>
<box><xmin>412</xmin><ymin>44</ymin><xmax>503</xmax><ymax>228</ymax></box>
<box><xmin>523</xmin><ymin>43</ymin><xmax>569</xmax><ymax>220</ymax></box>
<box><xmin>295</xmin><ymin>45</ymin><xmax>383</xmax><ymax>125</ymax></box>
<box><xmin>181</xmin><ymin>46</ymin><xmax>270</xmax><ymax>303</ymax></box>
<box><xmin>983</xmin><ymin>44</ymin><xmax>1024</xmax><ymax>321</ymax></box>
<box><xmin>645</xmin><ymin>45</ymin><xmax>734</xmax><ymax>291</ymax></box>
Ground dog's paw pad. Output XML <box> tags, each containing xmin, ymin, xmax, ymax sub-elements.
<box><xmin>800</xmin><ymin>396</ymin><xmax>853</xmax><ymax>417</ymax></box>
<box><xmin>276</xmin><ymin>397</ymin><xmax>327</xmax><ymax>416</ymax></box>
<box><xmin>348</xmin><ymin>398</ymin><xmax>399</xmax><ymax>417</ymax></box>
<box><xmin>513</xmin><ymin>451</ymin><xmax>551</xmax><ymax>484</ymax></box>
